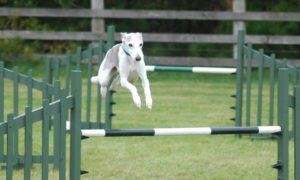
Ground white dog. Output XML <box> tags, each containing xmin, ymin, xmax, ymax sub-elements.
<box><xmin>91</xmin><ymin>32</ymin><xmax>152</xmax><ymax>109</ymax></box>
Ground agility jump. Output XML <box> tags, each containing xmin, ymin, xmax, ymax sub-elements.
<box><xmin>70</xmin><ymin>31</ymin><xmax>299</xmax><ymax>180</ymax></box>
<box><xmin>0</xmin><ymin>26</ymin><xmax>299</xmax><ymax>180</ymax></box>
<box><xmin>72</xmin><ymin>69</ymin><xmax>297</xmax><ymax>180</ymax></box>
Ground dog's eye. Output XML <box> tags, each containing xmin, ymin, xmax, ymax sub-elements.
<box><xmin>139</xmin><ymin>43</ymin><xmax>143</xmax><ymax>47</ymax></box>
<box><xmin>129</xmin><ymin>43</ymin><xmax>133</xmax><ymax>47</ymax></box>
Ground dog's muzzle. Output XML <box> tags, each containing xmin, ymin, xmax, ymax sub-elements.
<box><xmin>136</xmin><ymin>55</ymin><xmax>141</xmax><ymax>61</ymax></box>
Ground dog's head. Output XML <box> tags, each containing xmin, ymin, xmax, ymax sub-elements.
<box><xmin>121</xmin><ymin>32</ymin><xmax>144</xmax><ymax>61</ymax></box>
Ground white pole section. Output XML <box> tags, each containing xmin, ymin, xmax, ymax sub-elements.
<box><xmin>146</xmin><ymin>65</ymin><xmax>155</xmax><ymax>72</ymax></box>
<box><xmin>192</xmin><ymin>67</ymin><xmax>236</xmax><ymax>74</ymax></box>
<box><xmin>258</xmin><ymin>126</ymin><xmax>281</xmax><ymax>134</ymax></box>
<box><xmin>82</xmin><ymin>129</ymin><xmax>106</xmax><ymax>137</ymax></box>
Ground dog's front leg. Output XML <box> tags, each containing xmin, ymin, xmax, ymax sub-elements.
<box><xmin>120</xmin><ymin>77</ymin><xmax>141</xmax><ymax>108</ymax></box>
<box><xmin>141</xmin><ymin>77</ymin><xmax>152</xmax><ymax>109</ymax></box>
<box><xmin>137</xmin><ymin>64</ymin><xmax>152</xmax><ymax>109</ymax></box>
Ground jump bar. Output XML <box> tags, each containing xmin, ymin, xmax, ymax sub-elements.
<box><xmin>146</xmin><ymin>65</ymin><xmax>237</xmax><ymax>74</ymax></box>
<box><xmin>81</xmin><ymin>126</ymin><xmax>281</xmax><ymax>137</ymax></box>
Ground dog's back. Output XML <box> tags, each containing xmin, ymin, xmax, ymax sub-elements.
<box><xmin>91</xmin><ymin>44</ymin><xmax>120</xmax><ymax>83</ymax></box>
<box><xmin>101</xmin><ymin>44</ymin><xmax>121</xmax><ymax>71</ymax></box>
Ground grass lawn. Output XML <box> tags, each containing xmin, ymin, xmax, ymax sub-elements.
<box><xmin>0</xmin><ymin>71</ymin><xmax>286</xmax><ymax>180</ymax></box>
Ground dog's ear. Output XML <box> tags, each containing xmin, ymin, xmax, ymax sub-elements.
<box><xmin>121</xmin><ymin>32</ymin><xmax>130</xmax><ymax>42</ymax></box>
<box><xmin>136</xmin><ymin>32</ymin><xmax>143</xmax><ymax>41</ymax></box>
<box><xmin>120</xmin><ymin>33</ymin><xmax>126</xmax><ymax>42</ymax></box>
<box><xmin>120</xmin><ymin>32</ymin><xmax>126</xmax><ymax>38</ymax></box>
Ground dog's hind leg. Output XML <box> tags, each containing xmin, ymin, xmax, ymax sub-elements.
<box><xmin>109</xmin><ymin>75</ymin><xmax>120</xmax><ymax>91</ymax></box>
<box><xmin>99</xmin><ymin>69</ymin><xmax>114</xmax><ymax>97</ymax></box>
<box><xmin>101</xmin><ymin>86</ymin><xmax>107</xmax><ymax>97</ymax></box>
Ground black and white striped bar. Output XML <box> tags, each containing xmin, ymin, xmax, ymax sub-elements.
<box><xmin>81</xmin><ymin>126</ymin><xmax>281</xmax><ymax>137</ymax></box>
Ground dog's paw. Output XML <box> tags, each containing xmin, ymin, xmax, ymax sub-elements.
<box><xmin>146</xmin><ymin>97</ymin><xmax>152</xmax><ymax>109</ymax></box>
<box><xmin>133</xmin><ymin>95</ymin><xmax>142</xmax><ymax>108</ymax></box>
<box><xmin>101</xmin><ymin>87</ymin><xmax>107</xmax><ymax>97</ymax></box>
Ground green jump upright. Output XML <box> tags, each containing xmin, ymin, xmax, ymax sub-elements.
<box><xmin>0</xmin><ymin>61</ymin><xmax>80</xmax><ymax>179</ymax></box>
<box><xmin>276</xmin><ymin>68</ymin><xmax>290</xmax><ymax>180</ymax></box>
<box><xmin>70</xmin><ymin>71</ymin><xmax>82</xmax><ymax>180</ymax></box>
<box><xmin>0</xmin><ymin>61</ymin><xmax>4</xmax><ymax>159</ymax></box>
<box><xmin>235</xmin><ymin>30</ymin><xmax>300</xmax><ymax>132</ymax></box>
<box><xmin>295</xmin><ymin>85</ymin><xmax>300</xmax><ymax>180</ymax></box>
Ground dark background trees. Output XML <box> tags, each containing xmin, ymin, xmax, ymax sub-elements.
<box><xmin>0</xmin><ymin>0</ymin><xmax>300</xmax><ymax>61</ymax></box>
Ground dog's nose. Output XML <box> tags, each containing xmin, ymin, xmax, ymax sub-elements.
<box><xmin>136</xmin><ymin>55</ymin><xmax>141</xmax><ymax>61</ymax></box>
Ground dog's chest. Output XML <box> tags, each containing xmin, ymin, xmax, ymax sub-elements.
<box><xmin>127</xmin><ymin>70</ymin><xmax>138</xmax><ymax>82</ymax></box>
<box><xmin>127</xmin><ymin>61</ymin><xmax>138</xmax><ymax>71</ymax></box>
<box><xmin>126</xmin><ymin>62</ymin><xmax>139</xmax><ymax>82</ymax></box>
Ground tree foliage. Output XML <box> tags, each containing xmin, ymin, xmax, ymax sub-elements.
<box><xmin>0</xmin><ymin>0</ymin><xmax>300</xmax><ymax>60</ymax></box>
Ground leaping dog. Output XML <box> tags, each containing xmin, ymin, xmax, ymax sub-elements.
<box><xmin>91</xmin><ymin>32</ymin><xmax>152</xmax><ymax>109</ymax></box>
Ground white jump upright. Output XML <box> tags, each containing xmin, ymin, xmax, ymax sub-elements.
<box><xmin>81</xmin><ymin>126</ymin><xmax>281</xmax><ymax>137</ymax></box>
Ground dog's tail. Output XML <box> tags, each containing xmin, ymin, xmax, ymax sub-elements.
<box><xmin>90</xmin><ymin>76</ymin><xmax>99</xmax><ymax>83</ymax></box>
